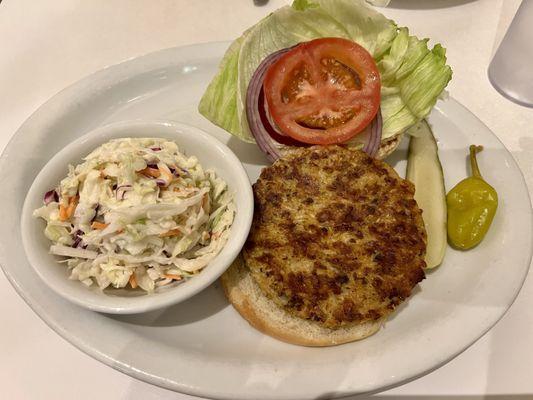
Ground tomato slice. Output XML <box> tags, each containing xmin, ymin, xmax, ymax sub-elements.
<box><xmin>263</xmin><ymin>37</ymin><xmax>380</xmax><ymax>145</ymax></box>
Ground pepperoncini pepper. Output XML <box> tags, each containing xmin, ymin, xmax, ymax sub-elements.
<box><xmin>446</xmin><ymin>145</ymin><xmax>498</xmax><ymax>250</ymax></box>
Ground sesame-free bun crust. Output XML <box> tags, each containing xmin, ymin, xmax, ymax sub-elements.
<box><xmin>376</xmin><ymin>132</ymin><xmax>403</xmax><ymax>159</ymax></box>
<box><xmin>221</xmin><ymin>256</ymin><xmax>384</xmax><ymax>347</ymax></box>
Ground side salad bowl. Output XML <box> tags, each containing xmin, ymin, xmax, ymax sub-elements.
<box><xmin>20</xmin><ymin>120</ymin><xmax>253</xmax><ymax>314</ymax></box>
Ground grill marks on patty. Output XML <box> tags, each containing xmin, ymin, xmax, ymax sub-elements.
<box><xmin>244</xmin><ymin>146</ymin><xmax>427</xmax><ymax>329</ymax></box>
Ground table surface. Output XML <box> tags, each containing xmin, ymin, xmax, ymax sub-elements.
<box><xmin>1</xmin><ymin>1</ymin><xmax>532</xmax><ymax>399</ymax></box>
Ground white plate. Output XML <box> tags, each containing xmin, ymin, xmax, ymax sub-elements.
<box><xmin>0</xmin><ymin>42</ymin><xmax>531</xmax><ymax>400</ymax></box>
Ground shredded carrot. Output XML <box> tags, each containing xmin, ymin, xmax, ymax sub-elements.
<box><xmin>163</xmin><ymin>274</ymin><xmax>183</xmax><ymax>281</ymax></box>
<box><xmin>159</xmin><ymin>228</ymin><xmax>181</xmax><ymax>237</ymax></box>
<box><xmin>129</xmin><ymin>273</ymin><xmax>137</xmax><ymax>289</ymax></box>
<box><xmin>161</xmin><ymin>168</ymin><xmax>173</xmax><ymax>183</ymax></box>
<box><xmin>66</xmin><ymin>196</ymin><xmax>78</xmax><ymax>218</ymax></box>
<box><xmin>139</xmin><ymin>167</ymin><xmax>160</xmax><ymax>178</ymax></box>
<box><xmin>59</xmin><ymin>196</ymin><xmax>78</xmax><ymax>221</ymax></box>
<box><xmin>59</xmin><ymin>204</ymin><xmax>69</xmax><ymax>221</ymax></box>
<box><xmin>91</xmin><ymin>221</ymin><xmax>109</xmax><ymax>230</ymax></box>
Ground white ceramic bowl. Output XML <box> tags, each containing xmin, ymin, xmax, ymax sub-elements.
<box><xmin>20</xmin><ymin>120</ymin><xmax>253</xmax><ymax>314</ymax></box>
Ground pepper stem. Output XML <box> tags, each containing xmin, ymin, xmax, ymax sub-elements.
<box><xmin>469</xmin><ymin>145</ymin><xmax>483</xmax><ymax>178</ymax></box>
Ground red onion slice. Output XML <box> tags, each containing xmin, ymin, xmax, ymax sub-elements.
<box><xmin>261</xmin><ymin>92</ymin><xmax>292</xmax><ymax>140</ymax></box>
<box><xmin>362</xmin><ymin>108</ymin><xmax>382</xmax><ymax>157</ymax></box>
<box><xmin>246</xmin><ymin>48</ymin><xmax>296</xmax><ymax>162</ymax></box>
<box><xmin>258</xmin><ymin>88</ymin><xmax>305</xmax><ymax>147</ymax></box>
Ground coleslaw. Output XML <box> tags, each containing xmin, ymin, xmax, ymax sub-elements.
<box><xmin>33</xmin><ymin>138</ymin><xmax>235</xmax><ymax>292</ymax></box>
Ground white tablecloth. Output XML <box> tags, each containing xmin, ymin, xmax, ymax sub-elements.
<box><xmin>1</xmin><ymin>1</ymin><xmax>531</xmax><ymax>399</ymax></box>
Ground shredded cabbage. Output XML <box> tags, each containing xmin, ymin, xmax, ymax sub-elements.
<box><xmin>34</xmin><ymin>138</ymin><xmax>235</xmax><ymax>292</ymax></box>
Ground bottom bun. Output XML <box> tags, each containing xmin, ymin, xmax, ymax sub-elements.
<box><xmin>278</xmin><ymin>131</ymin><xmax>404</xmax><ymax>162</ymax></box>
<box><xmin>221</xmin><ymin>256</ymin><xmax>384</xmax><ymax>347</ymax></box>
<box><xmin>376</xmin><ymin>132</ymin><xmax>403</xmax><ymax>160</ymax></box>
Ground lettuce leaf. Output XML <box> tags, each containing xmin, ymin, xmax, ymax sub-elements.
<box><xmin>198</xmin><ymin>37</ymin><xmax>243</xmax><ymax>135</ymax></box>
<box><xmin>199</xmin><ymin>0</ymin><xmax>452</xmax><ymax>143</ymax></box>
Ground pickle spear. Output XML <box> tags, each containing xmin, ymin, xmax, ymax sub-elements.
<box><xmin>406</xmin><ymin>120</ymin><xmax>447</xmax><ymax>268</ymax></box>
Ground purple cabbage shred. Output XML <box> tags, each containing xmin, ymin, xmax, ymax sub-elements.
<box><xmin>91</xmin><ymin>205</ymin><xmax>100</xmax><ymax>222</ymax></box>
<box><xmin>116</xmin><ymin>184</ymin><xmax>133</xmax><ymax>200</ymax></box>
<box><xmin>72</xmin><ymin>230</ymin><xmax>84</xmax><ymax>248</ymax></box>
<box><xmin>43</xmin><ymin>189</ymin><xmax>59</xmax><ymax>205</ymax></box>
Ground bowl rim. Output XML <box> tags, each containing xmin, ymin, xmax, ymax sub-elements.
<box><xmin>20</xmin><ymin>119</ymin><xmax>253</xmax><ymax>314</ymax></box>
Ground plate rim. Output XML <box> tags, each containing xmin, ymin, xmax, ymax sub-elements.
<box><xmin>1</xmin><ymin>41</ymin><xmax>531</xmax><ymax>400</ymax></box>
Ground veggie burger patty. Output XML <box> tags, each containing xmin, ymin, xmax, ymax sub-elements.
<box><xmin>243</xmin><ymin>146</ymin><xmax>427</xmax><ymax>329</ymax></box>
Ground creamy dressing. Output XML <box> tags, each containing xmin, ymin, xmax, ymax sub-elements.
<box><xmin>34</xmin><ymin>138</ymin><xmax>235</xmax><ymax>292</ymax></box>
